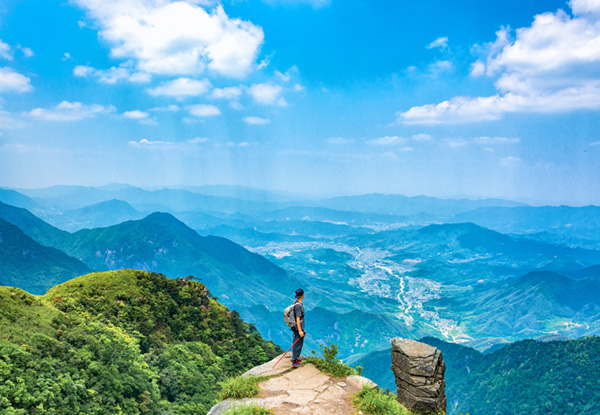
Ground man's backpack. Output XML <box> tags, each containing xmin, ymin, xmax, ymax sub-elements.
<box><xmin>284</xmin><ymin>302</ymin><xmax>302</xmax><ymax>329</ymax></box>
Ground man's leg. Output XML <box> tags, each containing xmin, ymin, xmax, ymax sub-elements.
<box><xmin>292</xmin><ymin>331</ymin><xmax>304</xmax><ymax>364</ymax></box>
<box><xmin>291</xmin><ymin>328</ymin><xmax>301</xmax><ymax>362</ymax></box>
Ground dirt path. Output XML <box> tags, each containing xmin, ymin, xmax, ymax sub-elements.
<box><xmin>208</xmin><ymin>352</ymin><xmax>378</xmax><ymax>415</ymax></box>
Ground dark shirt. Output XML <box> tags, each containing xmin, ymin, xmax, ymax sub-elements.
<box><xmin>293</xmin><ymin>300</ymin><xmax>305</xmax><ymax>331</ymax></box>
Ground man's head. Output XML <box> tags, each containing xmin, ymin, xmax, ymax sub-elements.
<box><xmin>295</xmin><ymin>288</ymin><xmax>304</xmax><ymax>300</ymax></box>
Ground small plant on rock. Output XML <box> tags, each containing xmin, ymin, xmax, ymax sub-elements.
<box><xmin>305</xmin><ymin>341</ymin><xmax>363</xmax><ymax>378</ymax></box>
<box><xmin>352</xmin><ymin>385</ymin><xmax>415</xmax><ymax>415</ymax></box>
<box><xmin>222</xmin><ymin>403</ymin><xmax>274</xmax><ymax>415</ymax></box>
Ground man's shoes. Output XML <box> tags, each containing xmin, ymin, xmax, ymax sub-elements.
<box><xmin>292</xmin><ymin>360</ymin><xmax>302</xmax><ymax>368</ymax></box>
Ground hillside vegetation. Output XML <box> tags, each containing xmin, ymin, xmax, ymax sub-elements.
<box><xmin>0</xmin><ymin>270</ymin><xmax>281</xmax><ymax>415</ymax></box>
<box><xmin>354</xmin><ymin>336</ymin><xmax>600</xmax><ymax>415</ymax></box>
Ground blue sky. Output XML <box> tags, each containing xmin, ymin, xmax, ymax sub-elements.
<box><xmin>0</xmin><ymin>0</ymin><xmax>599</xmax><ymax>204</ymax></box>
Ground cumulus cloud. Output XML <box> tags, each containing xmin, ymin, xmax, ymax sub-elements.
<box><xmin>28</xmin><ymin>101</ymin><xmax>115</xmax><ymax>121</ymax></box>
<box><xmin>0</xmin><ymin>67</ymin><xmax>33</xmax><ymax>92</ymax></box>
<box><xmin>444</xmin><ymin>138</ymin><xmax>468</xmax><ymax>148</ymax></box>
<box><xmin>17</xmin><ymin>45</ymin><xmax>34</xmax><ymax>58</ymax></box>
<box><xmin>74</xmin><ymin>63</ymin><xmax>151</xmax><ymax>84</ymax></box>
<box><xmin>123</xmin><ymin>110</ymin><xmax>149</xmax><ymax>119</ymax></box>
<box><xmin>211</xmin><ymin>86</ymin><xmax>242</xmax><ymax>99</ymax></box>
<box><xmin>399</xmin><ymin>0</ymin><xmax>600</xmax><ymax>124</ymax></box>
<box><xmin>0</xmin><ymin>40</ymin><xmax>12</xmax><ymax>60</ymax></box>
<box><xmin>73</xmin><ymin>0</ymin><xmax>264</xmax><ymax>78</ymax></box>
<box><xmin>243</xmin><ymin>116</ymin><xmax>270</xmax><ymax>125</ymax></box>
<box><xmin>188</xmin><ymin>104</ymin><xmax>221</xmax><ymax>116</ymax></box>
<box><xmin>500</xmin><ymin>156</ymin><xmax>522</xmax><ymax>167</ymax></box>
<box><xmin>248</xmin><ymin>83</ymin><xmax>286</xmax><ymax>105</ymax></box>
<box><xmin>427</xmin><ymin>36</ymin><xmax>448</xmax><ymax>50</ymax></box>
<box><xmin>366</xmin><ymin>136</ymin><xmax>405</xmax><ymax>145</ymax></box>
<box><xmin>129</xmin><ymin>136</ymin><xmax>209</xmax><ymax>149</ymax></box>
<box><xmin>147</xmin><ymin>77</ymin><xmax>211</xmax><ymax>97</ymax></box>
<box><xmin>149</xmin><ymin>104</ymin><xmax>180</xmax><ymax>112</ymax></box>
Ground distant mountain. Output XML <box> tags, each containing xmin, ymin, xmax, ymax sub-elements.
<box><xmin>0</xmin><ymin>219</ymin><xmax>92</xmax><ymax>294</ymax></box>
<box><xmin>41</xmin><ymin>199</ymin><xmax>145</xmax><ymax>231</ymax></box>
<box><xmin>346</xmin><ymin>222</ymin><xmax>600</xmax><ymax>285</ymax></box>
<box><xmin>0</xmin><ymin>201</ymin><xmax>70</xmax><ymax>247</ymax></box>
<box><xmin>255</xmin><ymin>219</ymin><xmax>373</xmax><ymax>237</ymax></box>
<box><xmin>256</xmin><ymin>206</ymin><xmax>409</xmax><ymax>226</ymax></box>
<box><xmin>427</xmin><ymin>271</ymin><xmax>600</xmax><ymax>341</ymax></box>
<box><xmin>313</xmin><ymin>194</ymin><xmax>524</xmax><ymax>218</ymax></box>
<box><xmin>198</xmin><ymin>225</ymin><xmax>315</xmax><ymax>247</ymax></box>
<box><xmin>0</xmin><ymin>188</ymin><xmax>42</xmax><ymax>210</ymax></box>
<box><xmin>170</xmin><ymin>184</ymin><xmax>304</xmax><ymax>202</ymax></box>
<box><xmin>449</xmin><ymin>205</ymin><xmax>600</xmax><ymax>249</ymax></box>
<box><xmin>352</xmin><ymin>336</ymin><xmax>600</xmax><ymax>415</ymax></box>
<box><xmin>55</xmin><ymin>212</ymin><xmax>304</xmax><ymax>308</ymax></box>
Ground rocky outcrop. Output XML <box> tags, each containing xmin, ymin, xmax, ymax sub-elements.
<box><xmin>208</xmin><ymin>352</ymin><xmax>378</xmax><ymax>415</ymax></box>
<box><xmin>391</xmin><ymin>338</ymin><xmax>446</xmax><ymax>414</ymax></box>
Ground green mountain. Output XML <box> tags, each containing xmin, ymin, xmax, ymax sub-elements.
<box><xmin>427</xmin><ymin>271</ymin><xmax>600</xmax><ymax>340</ymax></box>
<box><xmin>54</xmin><ymin>212</ymin><xmax>302</xmax><ymax>308</ymax></box>
<box><xmin>0</xmin><ymin>219</ymin><xmax>92</xmax><ymax>294</ymax></box>
<box><xmin>353</xmin><ymin>336</ymin><xmax>600</xmax><ymax>415</ymax></box>
<box><xmin>0</xmin><ymin>188</ymin><xmax>42</xmax><ymax>210</ymax></box>
<box><xmin>0</xmin><ymin>270</ymin><xmax>281</xmax><ymax>414</ymax></box>
<box><xmin>0</xmin><ymin>201</ymin><xmax>70</xmax><ymax>247</ymax></box>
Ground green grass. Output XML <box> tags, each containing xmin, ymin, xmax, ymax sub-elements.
<box><xmin>0</xmin><ymin>286</ymin><xmax>60</xmax><ymax>343</ymax></box>
<box><xmin>218</xmin><ymin>376</ymin><xmax>269</xmax><ymax>400</ymax></box>
<box><xmin>222</xmin><ymin>403</ymin><xmax>273</xmax><ymax>415</ymax></box>
<box><xmin>305</xmin><ymin>341</ymin><xmax>363</xmax><ymax>378</ymax></box>
<box><xmin>352</xmin><ymin>385</ymin><xmax>416</xmax><ymax>415</ymax></box>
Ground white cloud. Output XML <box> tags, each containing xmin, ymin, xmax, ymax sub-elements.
<box><xmin>0</xmin><ymin>40</ymin><xmax>12</xmax><ymax>60</ymax></box>
<box><xmin>243</xmin><ymin>116</ymin><xmax>270</xmax><ymax>125</ymax></box>
<box><xmin>73</xmin><ymin>0</ymin><xmax>264</xmax><ymax>78</ymax></box>
<box><xmin>499</xmin><ymin>156</ymin><xmax>522</xmax><ymax>167</ymax></box>
<box><xmin>211</xmin><ymin>86</ymin><xmax>242</xmax><ymax>99</ymax></box>
<box><xmin>129</xmin><ymin>136</ymin><xmax>210</xmax><ymax>149</ymax></box>
<box><xmin>0</xmin><ymin>67</ymin><xmax>33</xmax><ymax>92</ymax></box>
<box><xmin>366</xmin><ymin>136</ymin><xmax>405</xmax><ymax>145</ymax></box>
<box><xmin>248</xmin><ymin>83</ymin><xmax>286</xmax><ymax>105</ymax></box>
<box><xmin>0</xmin><ymin>110</ymin><xmax>25</xmax><ymax>129</ymax></box>
<box><xmin>188</xmin><ymin>104</ymin><xmax>220</xmax><ymax>116</ymax></box>
<box><xmin>28</xmin><ymin>101</ymin><xmax>115</xmax><ymax>121</ymax></box>
<box><xmin>147</xmin><ymin>77</ymin><xmax>211</xmax><ymax>97</ymax></box>
<box><xmin>473</xmin><ymin>136</ymin><xmax>520</xmax><ymax>144</ymax></box>
<box><xmin>149</xmin><ymin>104</ymin><xmax>180</xmax><ymax>112</ymax></box>
<box><xmin>444</xmin><ymin>138</ymin><xmax>468</xmax><ymax>148</ymax></box>
<box><xmin>17</xmin><ymin>45</ymin><xmax>34</xmax><ymax>58</ymax></box>
<box><xmin>239</xmin><ymin>141</ymin><xmax>250</xmax><ymax>147</ymax></box>
<box><xmin>411</xmin><ymin>133</ymin><xmax>433</xmax><ymax>141</ymax></box>
<box><xmin>73</xmin><ymin>63</ymin><xmax>151</xmax><ymax>84</ymax></box>
<box><xmin>327</xmin><ymin>137</ymin><xmax>354</xmax><ymax>144</ymax></box>
<box><xmin>589</xmin><ymin>140</ymin><xmax>600</xmax><ymax>146</ymax></box>
<box><xmin>123</xmin><ymin>110</ymin><xmax>149</xmax><ymax>119</ymax></box>
<box><xmin>63</xmin><ymin>52</ymin><xmax>72</xmax><ymax>61</ymax></box>
<box><xmin>427</xmin><ymin>36</ymin><xmax>448</xmax><ymax>50</ymax></box>
<box><xmin>400</xmin><ymin>1</ymin><xmax>600</xmax><ymax>124</ymax></box>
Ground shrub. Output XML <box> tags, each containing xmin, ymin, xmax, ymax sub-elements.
<box><xmin>218</xmin><ymin>376</ymin><xmax>268</xmax><ymax>400</ymax></box>
<box><xmin>222</xmin><ymin>403</ymin><xmax>273</xmax><ymax>415</ymax></box>
<box><xmin>305</xmin><ymin>341</ymin><xmax>363</xmax><ymax>378</ymax></box>
<box><xmin>352</xmin><ymin>385</ymin><xmax>414</xmax><ymax>415</ymax></box>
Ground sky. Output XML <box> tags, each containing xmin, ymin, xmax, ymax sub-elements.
<box><xmin>0</xmin><ymin>0</ymin><xmax>599</xmax><ymax>205</ymax></box>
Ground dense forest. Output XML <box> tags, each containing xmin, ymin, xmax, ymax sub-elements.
<box><xmin>0</xmin><ymin>270</ymin><xmax>282</xmax><ymax>415</ymax></box>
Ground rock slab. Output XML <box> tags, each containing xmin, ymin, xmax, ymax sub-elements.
<box><xmin>391</xmin><ymin>338</ymin><xmax>446</xmax><ymax>414</ymax></box>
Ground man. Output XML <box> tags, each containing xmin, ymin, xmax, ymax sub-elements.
<box><xmin>291</xmin><ymin>288</ymin><xmax>305</xmax><ymax>368</ymax></box>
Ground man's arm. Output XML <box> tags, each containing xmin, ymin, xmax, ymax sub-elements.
<box><xmin>296</xmin><ymin>316</ymin><xmax>305</xmax><ymax>337</ymax></box>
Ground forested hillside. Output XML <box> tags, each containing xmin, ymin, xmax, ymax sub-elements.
<box><xmin>0</xmin><ymin>270</ymin><xmax>282</xmax><ymax>415</ymax></box>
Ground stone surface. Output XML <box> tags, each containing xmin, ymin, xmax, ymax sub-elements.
<box><xmin>391</xmin><ymin>338</ymin><xmax>446</xmax><ymax>414</ymax></box>
<box><xmin>207</xmin><ymin>362</ymin><xmax>379</xmax><ymax>415</ymax></box>
<box><xmin>242</xmin><ymin>352</ymin><xmax>306</xmax><ymax>378</ymax></box>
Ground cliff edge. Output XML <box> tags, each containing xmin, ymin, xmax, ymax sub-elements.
<box><xmin>208</xmin><ymin>352</ymin><xmax>378</xmax><ymax>415</ymax></box>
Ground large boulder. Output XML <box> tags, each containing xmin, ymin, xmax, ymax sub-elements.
<box><xmin>391</xmin><ymin>338</ymin><xmax>446</xmax><ymax>414</ymax></box>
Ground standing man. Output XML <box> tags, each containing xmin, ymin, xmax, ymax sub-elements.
<box><xmin>291</xmin><ymin>288</ymin><xmax>305</xmax><ymax>368</ymax></box>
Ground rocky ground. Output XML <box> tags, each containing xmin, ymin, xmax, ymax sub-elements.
<box><xmin>208</xmin><ymin>352</ymin><xmax>378</xmax><ymax>415</ymax></box>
